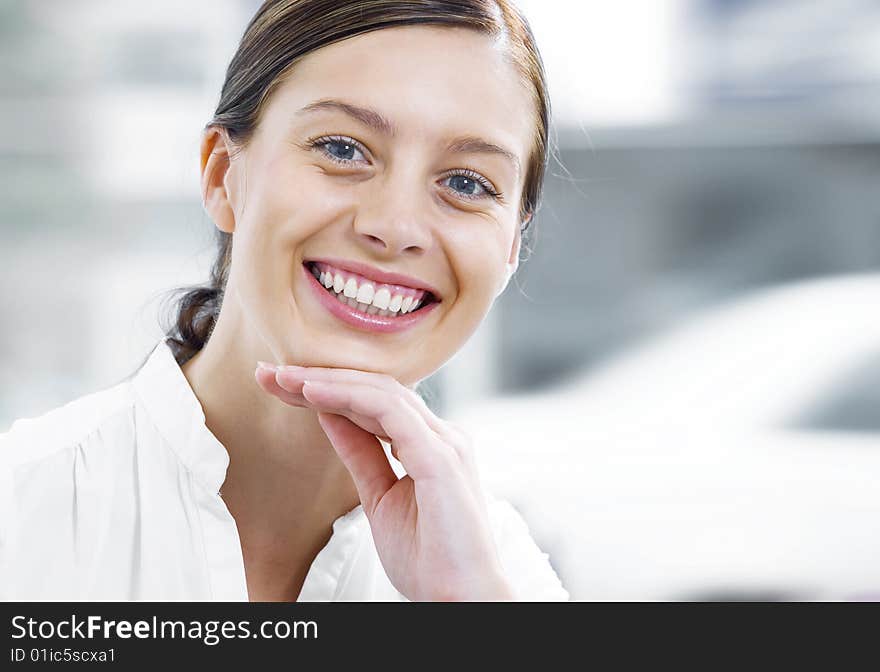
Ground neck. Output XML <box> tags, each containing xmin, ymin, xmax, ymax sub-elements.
<box><xmin>179</xmin><ymin>298</ymin><xmax>361</xmax><ymax>595</ymax></box>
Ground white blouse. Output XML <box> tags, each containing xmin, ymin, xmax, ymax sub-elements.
<box><xmin>0</xmin><ymin>338</ymin><xmax>569</xmax><ymax>601</ymax></box>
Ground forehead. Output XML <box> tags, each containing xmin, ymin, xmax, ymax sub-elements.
<box><xmin>262</xmin><ymin>25</ymin><xmax>535</xmax><ymax>167</ymax></box>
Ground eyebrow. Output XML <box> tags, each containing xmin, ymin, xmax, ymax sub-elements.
<box><xmin>296</xmin><ymin>98</ymin><xmax>522</xmax><ymax>178</ymax></box>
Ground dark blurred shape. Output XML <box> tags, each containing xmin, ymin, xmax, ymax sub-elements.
<box><xmin>677</xmin><ymin>587</ymin><xmax>816</xmax><ymax>602</ymax></box>
<box><xmin>500</xmin><ymin>138</ymin><xmax>880</xmax><ymax>393</ymax></box>
<box><xmin>792</xmin><ymin>351</ymin><xmax>880</xmax><ymax>432</ymax></box>
<box><xmin>694</xmin><ymin>0</ymin><xmax>880</xmax><ymax>110</ymax></box>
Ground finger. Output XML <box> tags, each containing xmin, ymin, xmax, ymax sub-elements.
<box><xmin>264</xmin><ymin>367</ymin><xmax>398</xmax><ymax>439</ymax></box>
<box><xmin>254</xmin><ymin>365</ymin><xmax>308</xmax><ymax>407</ymax></box>
<box><xmin>269</xmin><ymin>366</ymin><xmax>465</xmax><ymax>465</ymax></box>
<box><xmin>316</xmin><ymin>411</ymin><xmax>397</xmax><ymax>518</ymax></box>
<box><xmin>258</xmin><ymin>366</ymin><xmax>393</xmax><ymax>440</ymax></box>
<box><xmin>440</xmin><ymin>420</ymin><xmax>478</xmax><ymax>465</ymax></box>
<box><xmin>301</xmin><ymin>380</ymin><xmax>453</xmax><ymax>480</ymax></box>
<box><xmin>277</xmin><ymin>366</ymin><xmax>450</xmax><ymax>439</ymax></box>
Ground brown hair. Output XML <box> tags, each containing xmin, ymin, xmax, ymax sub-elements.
<box><xmin>162</xmin><ymin>0</ymin><xmax>552</xmax><ymax>367</ymax></box>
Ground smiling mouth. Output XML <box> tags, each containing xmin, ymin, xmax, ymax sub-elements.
<box><xmin>304</xmin><ymin>261</ymin><xmax>439</xmax><ymax>318</ymax></box>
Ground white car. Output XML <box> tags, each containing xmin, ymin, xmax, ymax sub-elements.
<box><xmin>450</xmin><ymin>274</ymin><xmax>880</xmax><ymax>600</ymax></box>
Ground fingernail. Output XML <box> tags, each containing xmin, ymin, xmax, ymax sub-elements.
<box><xmin>278</xmin><ymin>364</ymin><xmax>305</xmax><ymax>372</ymax></box>
<box><xmin>256</xmin><ymin>361</ymin><xmax>277</xmax><ymax>371</ymax></box>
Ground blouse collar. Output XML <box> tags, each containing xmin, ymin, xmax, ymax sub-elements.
<box><xmin>131</xmin><ymin>338</ymin><xmax>231</xmax><ymax>495</ymax></box>
<box><xmin>129</xmin><ymin>338</ymin><xmax>377</xmax><ymax>599</ymax></box>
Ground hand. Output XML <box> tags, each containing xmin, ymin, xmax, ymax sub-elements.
<box><xmin>254</xmin><ymin>362</ymin><xmax>515</xmax><ymax>601</ymax></box>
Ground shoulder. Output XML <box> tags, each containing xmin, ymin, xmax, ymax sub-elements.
<box><xmin>484</xmin><ymin>492</ymin><xmax>570</xmax><ymax>601</ymax></box>
<box><xmin>0</xmin><ymin>381</ymin><xmax>147</xmax><ymax>600</ymax></box>
<box><xmin>1</xmin><ymin>381</ymin><xmax>136</xmax><ymax>471</ymax></box>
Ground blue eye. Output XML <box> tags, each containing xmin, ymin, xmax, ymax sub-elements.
<box><xmin>312</xmin><ymin>136</ymin><xmax>367</xmax><ymax>164</ymax></box>
<box><xmin>443</xmin><ymin>172</ymin><xmax>500</xmax><ymax>201</ymax></box>
<box><xmin>306</xmin><ymin>135</ymin><xmax>503</xmax><ymax>202</ymax></box>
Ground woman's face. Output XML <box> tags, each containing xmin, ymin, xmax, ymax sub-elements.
<box><xmin>207</xmin><ymin>25</ymin><xmax>535</xmax><ymax>386</ymax></box>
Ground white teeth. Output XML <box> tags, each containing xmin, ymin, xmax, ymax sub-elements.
<box><xmin>318</xmin><ymin>268</ymin><xmax>432</xmax><ymax>318</ymax></box>
<box><xmin>343</xmin><ymin>278</ymin><xmax>358</xmax><ymax>298</ymax></box>
<box><xmin>356</xmin><ymin>282</ymin><xmax>375</xmax><ymax>304</ymax></box>
<box><xmin>372</xmin><ymin>287</ymin><xmax>391</xmax><ymax>310</ymax></box>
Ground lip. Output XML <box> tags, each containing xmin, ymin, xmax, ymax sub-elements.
<box><xmin>301</xmin><ymin>263</ymin><xmax>440</xmax><ymax>334</ymax></box>
<box><xmin>304</xmin><ymin>256</ymin><xmax>442</xmax><ymax>299</ymax></box>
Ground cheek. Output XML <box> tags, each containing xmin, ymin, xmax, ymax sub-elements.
<box><xmin>445</xmin><ymin>227</ymin><xmax>510</xmax><ymax>305</ymax></box>
<box><xmin>245</xmin><ymin>159</ymin><xmax>356</xmax><ymax>252</ymax></box>
<box><xmin>261</xmin><ymin>156</ymin><xmax>313</xmax><ymax>213</ymax></box>
<box><xmin>281</xmin><ymin>171</ymin><xmax>359</xmax><ymax>245</ymax></box>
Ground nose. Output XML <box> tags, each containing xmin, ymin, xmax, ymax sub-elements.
<box><xmin>352</xmin><ymin>185</ymin><xmax>434</xmax><ymax>257</ymax></box>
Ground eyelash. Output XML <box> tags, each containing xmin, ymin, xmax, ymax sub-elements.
<box><xmin>305</xmin><ymin>134</ymin><xmax>504</xmax><ymax>202</ymax></box>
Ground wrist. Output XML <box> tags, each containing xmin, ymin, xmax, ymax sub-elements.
<box><xmin>477</xmin><ymin>571</ymin><xmax>516</xmax><ymax>601</ymax></box>
<box><xmin>431</xmin><ymin>567</ymin><xmax>516</xmax><ymax>602</ymax></box>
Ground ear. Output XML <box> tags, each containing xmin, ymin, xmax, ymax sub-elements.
<box><xmin>496</xmin><ymin>217</ymin><xmax>526</xmax><ymax>298</ymax></box>
<box><xmin>506</xmin><ymin>214</ymin><xmax>529</xmax><ymax>275</ymax></box>
<box><xmin>200</xmin><ymin>126</ymin><xmax>237</xmax><ymax>234</ymax></box>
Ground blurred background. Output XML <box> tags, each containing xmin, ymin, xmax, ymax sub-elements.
<box><xmin>2</xmin><ymin>0</ymin><xmax>879</xmax><ymax>600</ymax></box>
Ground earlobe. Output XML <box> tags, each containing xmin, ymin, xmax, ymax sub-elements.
<box><xmin>507</xmin><ymin>221</ymin><xmax>523</xmax><ymax>273</ymax></box>
<box><xmin>199</xmin><ymin>126</ymin><xmax>237</xmax><ymax>234</ymax></box>
<box><xmin>497</xmin><ymin>224</ymin><xmax>523</xmax><ymax>297</ymax></box>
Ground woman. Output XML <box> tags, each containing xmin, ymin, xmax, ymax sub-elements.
<box><xmin>0</xmin><ymin>0</ymin><xmax>567</xmax><ymax>601</ymax></box>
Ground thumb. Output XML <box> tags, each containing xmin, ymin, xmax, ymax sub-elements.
<box><xmin>316</xmin><ymin>411</ymin><xmax>397</xmax><ymax>518</ymax></box>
